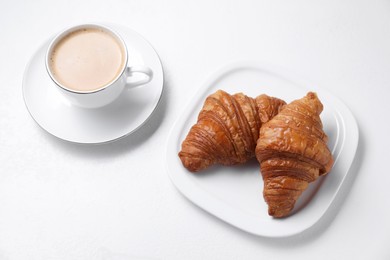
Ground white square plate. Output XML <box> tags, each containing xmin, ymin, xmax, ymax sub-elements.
<box><xmin>165</xmin><ymin>61</ymin><xmax>359</xmax><ymax>237</ymax></box>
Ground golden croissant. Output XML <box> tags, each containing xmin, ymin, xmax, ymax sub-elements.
<box><xmin>178</xmin><ymin>90</ymin><xmax>286</xmax><ymax>172</ymax></box>
<box><xmin>255</xmin><ymin>92</ymin><xmax>334</xmax><ymax>218</ymax></box>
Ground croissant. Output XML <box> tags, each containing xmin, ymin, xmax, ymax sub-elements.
<box><xmin>179</xmin><ymin>90</ymin><xmax>286</xmax><ymax>172</ymax></box>
<box><xmin>255</xmin><ymin>92</ymin><xmax>334</xmax><ymax>218</ymax></box>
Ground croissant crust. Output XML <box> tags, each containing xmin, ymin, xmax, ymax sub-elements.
<box><xmin>178</xmin><ymin>90</ymin><xmax>334</xmax><ymax>219</ymax></box>
<box><xmin>256</xmin><ymin>92</ymin><xmax>334</xmax><ymax>218</ymax></box>
<box><xmin>178</xmin><ymin>90</ymin><xmax>286</xmax><ymax>172</ymax></box>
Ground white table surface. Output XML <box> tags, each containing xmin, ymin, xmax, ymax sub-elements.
<box><xmin>1</xmin><ymin>0</ymin><xmax>389</xmax><ymax>259</ymax></box>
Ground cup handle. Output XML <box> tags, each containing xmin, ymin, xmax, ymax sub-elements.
<box><xmin>125</xmin><ymin>66</ymin><xmax>153</xmax><ymax>88</ymax></box>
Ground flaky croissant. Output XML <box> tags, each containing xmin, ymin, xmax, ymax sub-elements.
<box><xmin>255</xmin><ymin>92</ymin><xmax>334</xmax><ymax>218</ymax></box>
<box><xmin>179</xmin><ymin>90</ymin><xmax>286</xmax><ymax>172</ymax></box>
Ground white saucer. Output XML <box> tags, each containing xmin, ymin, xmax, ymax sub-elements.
<box><xmin>22</xmin><ymin>24</ymin><xmax>164</xmax><ymax>144</ymax></box>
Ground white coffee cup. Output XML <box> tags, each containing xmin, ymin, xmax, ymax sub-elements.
<box><xmin>45</xmin><ymin>24</ymin><xmax>153</xmax><ymax>108</ymax></box>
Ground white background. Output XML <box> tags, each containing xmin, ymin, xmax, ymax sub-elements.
<box><xmin>1</xmin><ymin>0</ymin><xmax>389</xmax><ymax>259</ymax></box>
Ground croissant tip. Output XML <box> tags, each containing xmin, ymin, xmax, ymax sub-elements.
<box><xmin>178</xmin><ymin>152</ymin><xmax>210</xmax><ymax>173</ymax></box>
<box><xmin>306</xmin><ymin>92</ymin><xmax>318</xmax><ymax>99</ymax></box>
<box><xmin>268</xmin><ymin>205</ymin><xmax>293</xmax><ymax>218</ymax></box>
<box><xmin>304</xmin><ymin>91</ymin><xmax>324</xmax><ymax>114</ymax></box>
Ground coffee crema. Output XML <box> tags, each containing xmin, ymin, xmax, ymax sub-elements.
<box><xmin>49</xmin><ymin>28</ymin><xmax>125</xmax><ymax>92</ymax></box>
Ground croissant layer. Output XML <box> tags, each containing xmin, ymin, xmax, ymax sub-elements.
<box><xmin>256</xmin><ymin>92</ymin><xmax>334</xmax><ymax>218</ymax></box>
<box><xmin>178</xmin><ymin>90</ymin><xmax>286</xmax><ymax>172</ymax></box>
